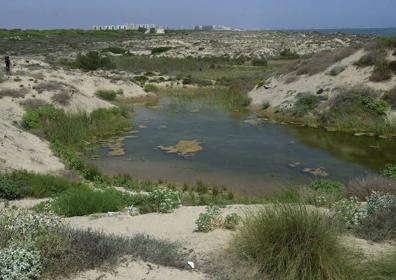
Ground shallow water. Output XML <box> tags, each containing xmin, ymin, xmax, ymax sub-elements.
<box><xmin>93</xmin><ymin>94</ymin><xmax>396</xmax><ymax>196</ymax></box>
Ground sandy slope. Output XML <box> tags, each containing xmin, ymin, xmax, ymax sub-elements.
<box><xmin>249</xmin><ymin>49</ymin><xmax>396</xmax><ymax>110</ymax></box>
<box><xmin>0</xmin><ymin>56</ymin><xmax>147</xmax><ymax>173</ymax></box>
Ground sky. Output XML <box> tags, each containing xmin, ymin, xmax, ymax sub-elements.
<box><xmin>1</xmin><ymin>0</ymin><xmax>396</xmax><ymax>30</ymax></box>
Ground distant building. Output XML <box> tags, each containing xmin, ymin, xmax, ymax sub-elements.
<box><xmin>92</xmin><ymin>23</ymin><xmax>166</xmax><ymax>34</ymax></box>
<box><xmin>194</xmin><ymin>25</ymin><xmax>242</xmax><ymax>31</ymax></box>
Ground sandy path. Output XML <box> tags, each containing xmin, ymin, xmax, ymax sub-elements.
<box><xmin>67</xmin><ymin>205</ymin><xmax>257</xmax><ymax>258</ymax></box>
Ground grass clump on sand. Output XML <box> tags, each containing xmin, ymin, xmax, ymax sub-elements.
<box><xmin>233</xmin><ymin>204</ymin><xmax>348</xmax><ymax>280</ymax></box>
<box><xmin>95</xmin><ymin>89</ymin><xmax>123</xmax><ymax>101</ymax></box>
<box><xmin>144</xmin><ymin>83</ymin><xmax>159</xmax><ymax>93</ymax></box>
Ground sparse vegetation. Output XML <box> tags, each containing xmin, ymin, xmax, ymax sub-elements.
<box><xmin>370</xmin><ymin>62</ymin><xmax>392</xmax><ymax>82</ymax></box>
<box><xmin>0</xmin><ymin>88</ymin><xmax>28</xmax><ymax>99</ymax></box>
<box><xmin>20</xmin><ymin>98</ymin><xmax>49</xmax><ymax>109</ymax></box>
<box><xmin>384</xmin><ymin>164</ymin><xmax>396</xmax><ymax>181</ymax></box>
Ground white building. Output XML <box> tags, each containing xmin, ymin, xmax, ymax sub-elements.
<box><xmin>92</xmin><ymin>23</ymin><xmax>165</xmax><ymax>33</ymax></box>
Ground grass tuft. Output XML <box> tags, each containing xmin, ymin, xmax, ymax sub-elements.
<box><xmin>233</xmin><ymin>204</ymin><xmax>348</xmax><ymax>280</ymax></box>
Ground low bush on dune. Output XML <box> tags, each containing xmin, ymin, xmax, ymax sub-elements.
<box><xmin>151</xmin><ymin>46</ymin><xmax>173</xmax><ymax>55</ymax></box>
<box><xmin>0</xmin><ymin>208</ymin><xmax>187</xmax><ymax>279</ymax></box>
<box><xmin>144</xmin><ymin>83</ymin><xmax>159</xmax><ymax>93</ymax></box>
<box><xmin>233</xmin><ymin>204</ymin><xmax>348</xmax><ymax>280</ymax></box>
<box><xmin>95</xmin><ymin>89</ymin><xmax>123</xmax><ymax>101</ymax></box>
<box><xmin>0</xmin><ymin>170</ymin><xmax>79</xmax><ymax>200</ymax></box>
<box><xmin>370</xmin><ymin>62</ymin><xmax>393</xmax><ymax>82</ymax></box>
<box><xmin>309</xmin><ymin>179</ymin><xmax>344</xmax><ymax>193</ymax></box>
<box><xmin>51</xmin><ymin>185</ymin><xmax>128</xmax><ymax>217</ymax></box>
<box><xmin>383</xmin><ymin>87</ymin><xmax>396</xmax><ymax>109</ymax></box>
<box><xmin>74</xmin><ymin>51</ymin><xmax>115</xmax><ymax>71</ymax></box>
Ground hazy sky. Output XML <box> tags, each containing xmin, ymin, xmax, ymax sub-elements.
<box><xmin>2</xmin><ymin>0</ymin><xmax>396</xmax><ymax>30</ymax></box>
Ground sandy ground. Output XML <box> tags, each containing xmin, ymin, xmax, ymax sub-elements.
<box><xmin>73</xmin><ymin>259</ymin><xmax>208</xmax><ymax>280</ymax></box>
<box><xmin>0</xmin><ymin>56</ymin><xmax>147</xmax><ymax>173</ymax></box>
<box><xmin>249</xmin><ymin>49</ymin><xmax>396</xmax><ymax>111</ymax></box>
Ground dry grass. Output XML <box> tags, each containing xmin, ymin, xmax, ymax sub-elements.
<box><xmin>51</xmin><ymin>91</ymin><xmax>72</xmax><ymax>105</ymax></box>
<box><xmin>20</xmin><ymin>98</ymin><xmax>49</xmax><ymax>109</ymax></box>
<box><xmin>0</xmin><ymin>88</ymin><xmax>29</xmax><ymax>99</ymax></box>
<box><xmin>346</xmin><ymin>175</ymin><xmax>396</xmax><ymax>201</ymax></box>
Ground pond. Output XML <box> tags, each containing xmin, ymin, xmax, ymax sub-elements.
<box><xmin>92</xmin><ymin>92</ymin><xmax>396</xmax><ymax>196</ymax></box>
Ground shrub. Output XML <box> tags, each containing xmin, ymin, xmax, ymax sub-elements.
<box><xmin>279</xmin><ymin>48</ymin><xmax>300</xmax><ymax>59</ymax></box>
<box><xmin>0</xmin><ymin>170</ymin><xmax>78</xmax><ymax>199</ymax></box>
<box><xmin>0</xmin><ymin>242</ymin><xmax>42</xmax><ymax>280</ymax></box>
<box><xmin>384</xmin><ymin>164</ymin><xmax>396</xmax><ymax>181</ymax></box>
<box><xmin>0</xmin><ymin>88</ymin><xmax>28</xmax><ymax>99</ymax></box>
<box><xmin>101</xmin><ymin>46</ymin><xmax>126</xmax><ymax>54</ymax></box>
<box><xmin>309</xmin><ymin>179</ymin><xmax>344</xmax><ymax>193</ymax></box>
<box><xmin>51</xmin><ymin>91</ymin><xmax>71</xmax><ymax>105</ymax></box>
<box><xmin>223</xmin><ymin>213</ymin><xmax>241</xmax><ymax>230</ymax></box>
<box><xmin>346</xmin><ymin>175</ymin><xmax>396</xmax><ymax>201</ymax></box>
<box><xmin>332</xmin><ymin>197</ymin><xmax>366</xmax><ymax>227</ymax></box>
<box><xmin>95</xmin><ymin>89</ymin><xmax>118</xmax><ymax>101</ymax></box>
<box><xmin>383</xmin><ymin>87</ymin><xmax>396</xmax><ymax>109</ymax></box>
<box><xmin>0</xmin><ymin>173</ymin><xmax>27</xmax><ymax>200</ymax></box>
<box><xmin>143</xmin><ymin>187</ymin><xmax>181</xmax><ymax>213</ymax></box>
<box><xmin>195</xmin><ymin>205</ymin><xmax>222</xmax><ymax>232</ymax></box>
<box><xmin>151</xmin><ymin>47</ymin><xmax>172</xmax><ymax>55</ymax></box>
<box><xmin>370</xmin><ymin>62</ymin><xmax>392</xmax><ymax>82</ymax></box>
<box><xmin>354</xmin><ymin>198</ymin><xmax>396</xmax><ymax>241</ymax></box>
<box><xmin>22</xmin><ymin>105</ymin><xmax>60</xmax><ymax>129</ymax></box>
<box><xmin>75</xmin><ymin>51</ymin><xmax>114</xmax><ymax>71</ymax></box>
<box><xmin>359</xmin><ymin>96</ymin><xmax>389</xmax><ymax>115</ymax></box>
<box><xmin>144</xmin><ymin>83</ymin><xmax>159</xmax><ymax>93</ymax></box>
<box><xmin>389</xmin><ymin>60</ymin><xmax>396</xmax><ymax>74</ymax></box>
<box><xmin>354</xmin><ymin>52</ymin><xmax>383</xmax><ymax>68</ymax></box>
<box><xmin>251</xmin><ymin>57</ymin><xmax>268</xmax><ymax>66</ymax></box>
<box><xmin>20</xmin><ymin>98</ymin><xmax>48</xmax><ymax>109</ymax></box>
<box><xmin>233</xmin><ymin>204</ymin><xmax>347</xmax><ymax>280</ymax></box>
<box><xmin>261</xmin><ymin>101</ymin><xmax>270</xmax><ymax>110</ymax></box>
<box><xmin>328</xmin><ymin>65</ymin><xmax>346</xmax><ymax>76</ymax></box>
<box><xmin>293</xmin><ymin>94</ymin><xmax>326</xmax><ymax>116</ymax></box>
<box><xmin>52</xmin><ymin>186</ymin><xmax>128</xmax><ymax>217</ymax></box>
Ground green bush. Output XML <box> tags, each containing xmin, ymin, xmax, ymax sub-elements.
<box><xmin>75</xmin><ymin>51</ymin><xmax>114</xmax><ymax>71</ymax></box>
<box><xmin>261</xmin><ymin>101</ymin><xmax>270</xmax><ymax>110</ymax></box>
<box><xmin>144</xmin><ymin>83</ymin><xmax>159</xmax><ymax>93</ymax></box>
<box><xmin>22</xmin><ymin>105</ymin><xmax>60</xmax><ymax>129</ymax></box>
<box><xmin>195</xmin><ymin>205</ymin><xmax>222</xmax><ymax>232</ymax></box>
<box><xmin>359</xmin><ymin>96</ymin><xmax>390</xmax><ymax>115</ymax></box>
<box><xmin>101</xmin><ymin>46</ymin><xmax>126</xmax><ymax>54</ymax></box>
<box><xmin>384</xmin><ymin>164</ymin><xmax>396</xmax><ymax>181</ymax></box>
<box><xmin>141</xmin><ymin>188</ymin><xmax>181</xmax><ymax>213</ymax></box>
<box><xmin>223</xmin><ymin>213</ymin><xmax>241</xmax><ymax>230</ymax></box>
<box><xmin>0</xmin><ymin>170</ymin><xmax>78</xmax><ymax>199</ymax></box>
<box><xmin>309</xmin><ymin>179</ymin><xmax>344</xmax><ymax>193</ymax></box>
<box><xmin>0</xmin><ymin>173</ymin><xmax>27</xmax><ymax>200</ymax></box>
<box><xmin>251</xmin><ymin>57</ymin><xmax>268</xmax><ymax>66</ymax></box>
<box><xmin>95</xmin><ymin>89</ymin><xmax>119</xmax><ymax>101</ymax></box>
<box><xmin>52</xmin><ymin>185</ymin><xmax>128</xmax><ymax>217</ymax></box>
<box><xmin>151</xmin><ymin>47</ymin><xmax>172</xmax><ymax>55</ymax></box>
<box><xmin>233</xmin><ymin>204</ymin><xmax>347</xmax><ymax>280</ymax></box>
<box><xmin>293</xmin><ymin>94</ymin><xmax>326</xmax><ymax>116</ymax></box>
